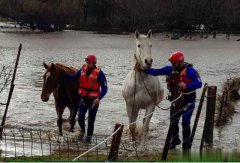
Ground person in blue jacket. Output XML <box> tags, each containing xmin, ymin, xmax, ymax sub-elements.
<box><xmin>135</xmin><ymin>51</ymin><xmax>202</xmax><ymax>151</ymax></box>
<box><xmin>66</xmin><ymin>54</ymin><xmax>108</xmax><ymax>143</ymax></box>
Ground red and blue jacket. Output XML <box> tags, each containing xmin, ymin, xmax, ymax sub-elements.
<box><xmin>144</xmin><ymin>63</ymin><xmax>202</xmax><ymax>101</ymax></box>
<box><xmin>66</xmin><ymin>66</ymin><xmax>108</xmax><ymax>100</ymax></box>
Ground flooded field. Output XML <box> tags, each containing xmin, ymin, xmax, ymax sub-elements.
<box><xmin>0</xmin><ymin>31</ymin><xmax>240</xmax><ymax>155</ymax></box>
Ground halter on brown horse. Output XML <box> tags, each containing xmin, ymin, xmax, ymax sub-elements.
<box><xmin>41</xmin><ymin>63</ymin><xmax>80</xmax><ymax>135</ymax></box>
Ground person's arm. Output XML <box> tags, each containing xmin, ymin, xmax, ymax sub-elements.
<box><xmin>143</xmin><ymin>65</ymin><xmax>172</xmax><ymax>76</ymax></box>
<box><xmin>65</xmin><ymin>69</ymin><xmax>81</xmax><ymax>81</ymax></box>
<box><xmin>185</xmin><ymin>67</ymin><xmax>202</xmax><ymax>90</ymax></box>
<box><xmin>97</xmin><ymin>70</ymin><xmax>108</xmax><ymax>100</ymax></box>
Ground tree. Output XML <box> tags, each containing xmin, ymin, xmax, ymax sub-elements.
<box><xmin>0</xmin><ymin>65</ymin><xmax>12</xmax><ymax>96</ymax></box>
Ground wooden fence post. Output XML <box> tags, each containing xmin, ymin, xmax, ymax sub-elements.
<box><xmin>0</xmin><ymin>43</ymin><xmax>22</xmax><ymax>137</ymax></box>
<box><xmin>189</xmin><ymin>83</ymin><xmax>208</xmax><ymax>149</ymax></box>
<box><xmin>200</xmin><ymin>86</ymin><xmax>217</xmax><ymax>154</ymax></box>
<box><xmin>108</xmin><ymin>123</ymin><xmax>124</xmax><ymax>161</ymax></box>
<box><xmin>217</xmin><ymin>90</ymin><xmax>226</xmax><ymax>126</ymax></box>
<box><xmin>161</xmin><ymin>123</ymin><xmax>174</xmax><ymax>160</ymax></box>
<box><xmin>161</xmin><ymin>85</ymin><xmax>182</xmax><ymax>160</ymax></box>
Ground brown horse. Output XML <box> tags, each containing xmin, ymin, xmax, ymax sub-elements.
<box><xmin>41</xmin><ymin>63</ymin><xmax>80</xmax><ymax>135</ymax></box>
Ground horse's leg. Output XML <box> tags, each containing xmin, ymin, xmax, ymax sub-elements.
<box><xmin>56</xmin><ymin>107</ymin><xmax>65</xmax><ymax>136</ymax></box>
<box><xmin>142</xmin><ymin>105</ymin><xmax>155</xmax><ymax>137</ymax></box>
<box><xmin>68</xmin><ymin>109</ymin><xmax>73</xmax><ymax>121</ymax></box>
<box><xmin>126</xmin><ymin>105</ymin><xmax>139</xmax><ymax>141</ymax></box>
<box><xmin>69</xmin><ymin>107</ymin><xmax>77</xmax><ymax>132</ymax></box>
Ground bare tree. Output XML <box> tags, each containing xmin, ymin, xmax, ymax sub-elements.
<box><xmin>0</xmin><ymin>0</ymin><xmax>240</xmax><ymax>32</ymax></box>
<box><xmin>0</xmin><ymin>65</ymin><xmax>12</xmax><ymax>105</ymax></box>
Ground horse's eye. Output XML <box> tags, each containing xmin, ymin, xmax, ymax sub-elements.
<box><xmin>138</xmin><ymin>44</ymin><xmax>140</xmax><ymax>48</ymax></box>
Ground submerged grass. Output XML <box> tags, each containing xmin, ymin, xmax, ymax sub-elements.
<box><xmin>216</xmin><ymin>76</ymin><xmax>240</xmax><ymax>126</ymax></box>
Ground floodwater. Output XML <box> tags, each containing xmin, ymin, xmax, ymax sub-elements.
<box><xmin>0</xmin><ymin>30</ymin><xmax>240</xmax><ymax>155</ymax></box>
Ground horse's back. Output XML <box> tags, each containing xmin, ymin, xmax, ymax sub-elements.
<box><xmin>54</xmin><ymin>63</ymin><xmax>80</xmax><ymax>109</ymax></box>
<box><xmin>123</xmin><ymin>71</ymin><xmax>163</xmax><ymax>108</ymax></box>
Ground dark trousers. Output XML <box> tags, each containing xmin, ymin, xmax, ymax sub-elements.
<box><xmin>170</xmin><ymin>101</ymin><xmax>195</xmax><ymax>149</ymax></box>
<box><xmin>78</xmin><ymin>98</ymin><xmax>99</xmax><ymax>141</ymax></box>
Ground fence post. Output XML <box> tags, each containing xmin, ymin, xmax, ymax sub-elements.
<box><xmin>108</xmin><ymin>123</ymin><xmax>124</xmax><ymax>161</ymax></box>
<box><xmin>189</xmin><ymin>83</ymin><xmax>208</xmax><ymax>149</ymax></box>
<box><xmin>204</xmin><ymin>86</ymin><xmax>217</xmax><ymax>145</ymax></box>
<box><xmin>200</xmin><ymin>86</ymin><xmax>217</xmax><ymax>154</ymax></box>
<box><xmin>161</xmin><ymin>123</ymin><xmax>174</xmax><ymax>160</ymax></box>
<box><xmin>217</xmin><ymin>90</ymin><xmax>226</xmax><ymax>126</ymax></box>
<box><xmin>0</xmin><ymin>43</ymin><xmax>22</xmax><ymax>137</ymax></box>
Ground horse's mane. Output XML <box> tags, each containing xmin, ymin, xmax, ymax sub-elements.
<box><xmin>51</xmin><ymin>63</ymin><xmax>79</xmax><ymax>93</ymax></box>
<box><xmin>54</xmin><ymin>63</ymin><xmax>78</xmax><ymax>74</ymax></box>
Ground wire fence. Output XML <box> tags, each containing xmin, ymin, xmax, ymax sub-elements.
<box><xmin>0</xmin><ymin>126</ymin><xmax>113</xmax><ymax>161</ymax></box>
<box><xmin>1</xmin><ymin>84</ymin><xmax>240</xmax><ymax>161</ymax></box>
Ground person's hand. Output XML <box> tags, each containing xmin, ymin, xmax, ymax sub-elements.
<box><xmin>93</xmin><ymin>97</ymin><xmax>100</xmax><ymax>105</ymax></box>
<box><xmin>178</xmin><ymin>82</ymin><xmax>186</xmax><ymax>91</ymax></box>
<box><xmin>134</xmin><ymin>63</ymin><xmax>144</xmax><ymax>71</ymax></box>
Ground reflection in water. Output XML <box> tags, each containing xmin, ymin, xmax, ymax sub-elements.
<box><xmin>0</xmin><ymin>31</ymin><xmax>240</xmax><ymax>153</ymax></box>
<box><xmin>33</xmin><ymin>71</ymin><xmax>45</xmax><ymax>88</ymax></box>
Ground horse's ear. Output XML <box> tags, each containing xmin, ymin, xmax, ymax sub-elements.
<box><xmin>135</xmin><ymin>30</ymin><xmax>139</xmax><ymax>39</ymax></box>
<box><xmin>147</xmin><ymin>29</ymin><xmax>152</xmax><ymax>38</ymax></box>
<box><xmin>43</xmin><ymin>62</ymin><xmax>49</xmax><ymax>69</ymax></box>
<box><xmin>51</xmin><ymin>63</ymin><xmax>56</xmax><ymax>70</ymax></box>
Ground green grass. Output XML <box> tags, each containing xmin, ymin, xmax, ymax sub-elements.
<box><xmin>0</xmin><ymin>152</ymin><xmax>108</xmax><ymax>162</ymax></box>
<box><xmin>118</xmin><ymin>150</ymin><xmax>240</xmax><ymax>162</ymax></box>
<box><xmin>1</xmin><ymin>150</ymin><xmax>240</xmax><ymax>162</ymax></box>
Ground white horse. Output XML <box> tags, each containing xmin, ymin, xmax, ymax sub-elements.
<box><xmin>123</xmin><ymin>30</ymin><xmax>164</xmax><ymax>141</ymax></box>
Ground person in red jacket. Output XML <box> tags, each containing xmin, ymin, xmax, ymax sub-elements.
<box><xmin>66</xmin><ymin>54</ymin><xmax>108</xmax><ymax>143</ymax></box>
<box><xmin>135</xmin><ymin>51</ymin><xmax>202</xmax><ymax>151</ymax></box>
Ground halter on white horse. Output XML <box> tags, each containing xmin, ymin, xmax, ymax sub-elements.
<box><xmin>122</xmin><ymin>30</ymin><xmax>164</xmax><ymax>141</ymax></box>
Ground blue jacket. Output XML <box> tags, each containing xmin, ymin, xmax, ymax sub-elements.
<box><xmin>144</xmin><ymin>65</ymin><xmax>202</xmax><ymax>90</ymax></box>
<box><xmin>66</xmin><ymin>68</ymin><xmax>108</xmax><ymax>100</ymax></box>
<box><xmin>144</xmin><ymin>64</ymin><xmax>202</xmax><ymax>102</ymax></box>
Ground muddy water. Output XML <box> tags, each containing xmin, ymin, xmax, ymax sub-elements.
<box><xmin>0</xmin><ymin>31</ymin><xmax>240</xmax><ymax>155</ymax></box>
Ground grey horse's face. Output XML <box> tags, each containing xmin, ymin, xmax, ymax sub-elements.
<box><xmin>135</xmin><ymin>30</ymin><xmax>153</xmax><ymax>69</ymax></box>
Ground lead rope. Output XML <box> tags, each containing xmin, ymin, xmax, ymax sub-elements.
<box><xmin>139</xmin><ymin>71</ymin><xmax>170</xmax><ymax>110</ymax></box>
<box><xmin>134</xmin><ymin>54</ymin><xmax>170</xmax><ymax>110</ymax></box>
<box><xmin>63</xmin><ymin>78</ymin><xmax>76</xmax><ymax>111</ymax></box>
<box><xmin>135</xmin><ymin>53</ymin><xmax>197</xmax><ymax>110</ymax></box>
<box><xmin>60</xmin><ymin>68</ymin><xmax>77</xmax><ymax>117</ymax></box>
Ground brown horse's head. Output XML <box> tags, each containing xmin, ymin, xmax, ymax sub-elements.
<box><xmin>41</xmin><ymin>63</ymin><xmax>60</xmax><ymax>102</ymax></box>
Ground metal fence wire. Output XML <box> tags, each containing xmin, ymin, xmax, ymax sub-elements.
<box><xmin>1</xmin><ymin>83</ymin><xmax>240</xmax><ymax>161</ymax></box>
<box><xmin>0</xmin><ymin>126</ymin><xmax>112</xmax><ymax>161</ymax></box>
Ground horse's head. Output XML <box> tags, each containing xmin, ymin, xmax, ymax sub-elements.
<box><xmin>41</xmin><ymin>63</ymin><xmax>59</xmax><ymax>102</ymax></box>
<box><xmin>134</xmin><ymin>30</ymin><xmax>153</xmax><ymax>69</ymax></box>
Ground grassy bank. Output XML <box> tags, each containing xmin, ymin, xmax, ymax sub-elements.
<box><xmin>1</xmin><ymin>150</ymin><xmax>240</xmax><ymax>162</ymax></box>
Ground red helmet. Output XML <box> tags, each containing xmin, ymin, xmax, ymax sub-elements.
<box><xmin>168</xmin><ymin>51</ymin><xmax>184</xmax><ymax>63</ymax></box>
<box><xmin>85</xmin><ymin>54</ymin><xmax>97</xmax><ymax>64</ymax></box>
